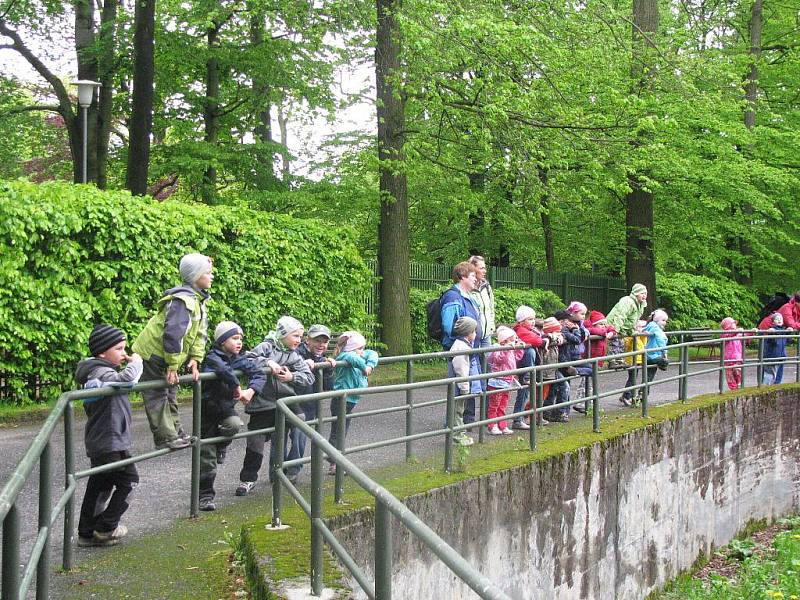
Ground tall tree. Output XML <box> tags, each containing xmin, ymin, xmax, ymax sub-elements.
<box><xmin>624</xmin><ymin>0</ymin><xmax>659</xmax><ymax>304</ymax></box>
<box><xmin>126</xmin><ymin>0</ymin><xmax>156</xmax><ymax>195</ymax></box>
<box><xmin>376</xmin><ymin>0</ymin><xmax>411</xmax><ymax>355</ymax></box>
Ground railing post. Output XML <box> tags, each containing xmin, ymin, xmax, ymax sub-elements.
<box><xmin>591</xmin><ymin>360</ymin><xmax>600</xmax><ymax>433</ymax></box>
<box><xmin>190</xmin><ymin>379</ymin><xmax>202</xmax><ymax>518</ymax></box>
<box><xmin>271</xmin><ymin>408</ymin><xmax>286</xmax><ymax>526</ymax></box>
<box><xmin>680</xmin><ymin>338</ymin><xmax>689</xmax><ymax>402</ymax></box>
<box><xmin>2</xmin><ymin>505</ymin><xmax>20</xmax><ymax>600</ymax></box>
<box><xmin>757</xmin><ymin>336</ymin><xmax>765</xmax><ymax>387</ymax></box>
<box><xmin>310</xmin><ymin>437</ymin><xmax>323</xmax><ymax>596</ymax></box>
<box><xmin>741</xmin><ymin>336</ymin><xmax>747</xmax><ymax>389</ymax></box>
<box><xmin>405</xmin><ymin>360</ymin><xmax>414</xmax><ymax>461</ymax></box>
<box><xmin>528</xmin><ymin>368</ymin><xmax>536</xmax><ymax>450</ymax></box>
<box><xmin>62</xmin><ymin>400</ymin><xmax>75</xmax><ymax>570</ymax></box>
<box><xmin>36</xmin><ymin>441</ymin><xmax>52</xmax><ymax>600</ymax></box>
<box><xmin>444</xmin><ymin>382</ymin><xmax>454</xmax><ymax>472</ymax></box>
<box><xmin>374</xmin><ymin>499</ymin><xmax>392</xmax><ymax>600</ymax></box>
<box><xmin>796</xmin><ymin>335</ymin><xmax>799</xmax><ymax>383</ymax></box>
<box><xmin>334</xmin><ymin>393</ymin><xmax>346</xmax><ymax>504</ymax></box>
<box><xmin>314</xmin><ymin>373</ymin><xmax>323</xmax><ymax>433</ymax></box>
<box><xmin>478</xmin><ymin>352</ymin><xmax>487</xmax><ymax>444</ymax></box>
<box><xmin>718</xmin><ymin>338</ymin><xmax>726</xmax><ymax>393</ymax></box>
<box><xmin>532</xmin><ymin>370</ymin><xmax>543</xmax><ymax>450</ymax></box>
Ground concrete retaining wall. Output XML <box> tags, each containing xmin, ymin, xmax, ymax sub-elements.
<box><xmin>329</xmin><ymin>389</ymin><xmax>800</xmax><ymax>599</ymax></box>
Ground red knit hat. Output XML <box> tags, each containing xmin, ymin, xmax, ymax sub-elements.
<box><xmin>542</xmin><ymin>317</ymin><xmax>562</xmax><ymax>333</ymax></box>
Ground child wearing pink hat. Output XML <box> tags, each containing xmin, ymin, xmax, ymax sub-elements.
<box><xmin>486</xmin><ymin>326</ymin><xmax>523</xmax><ymax>434</ymax></box>
<box><xmin>721</xmin><ymin>317</ymin><xmax>754</xmax><ymax>390</ymax></box>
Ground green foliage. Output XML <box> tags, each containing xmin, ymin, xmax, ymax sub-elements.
<box><xmin>0</xmin><ymin>179</ymin><xmax>372</xmax><ymax>402</ymax></box>
<box><xmin>657</xmin><ymin>273</ymin><xmax>761</xmax><ymax>331</ymax></box>
<box><xmin>492</xmin><ymin>287</ymin><xmax>566</xmax><ymax>326</ymax></box>
<box><xmin>655</xmin><ymin>518</ymin><xmax>800</xmax><ymax>600</ymax></box>
<box><xmin>408</xmin><ymin>286</ymin><xmax>563</xmax><ymax>353</ymax></box>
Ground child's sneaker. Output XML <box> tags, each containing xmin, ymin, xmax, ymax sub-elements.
<box><xmin>199</xmin><ymin>498</ymin><xmax>216</xmax><ymax>511</ymax></box>
<box><xmin>235</xmin><ymin>481</ymin><xmax>256</xmax><ymax>496</ymax></box>
<box><xmin>501</xmin><ymin>427</ymin><xmax>514</xmax><ymax>435</ymax></box>
<box><xmin>512</xmin><ymin>420</ymin><xmax>530</xmax><ymax>430</ymax></box>
<box><xmin>453</xmin><ymin>434</ymin><xmax>474</xmax><ymax>446</ymax></box>
<box><xmin>489</xmin><ymin>424</ymin><xmax>502</xmax><ymax>435</ymax></box>
<box><xmin>92</xmin><ymin>525</ymin><xmax>128</xmax><ymax>546</ymax></box>
<box><xmin>77</xmin><ymin>536</ymin><xmax>97</xmax><ymax>547</ymax></box>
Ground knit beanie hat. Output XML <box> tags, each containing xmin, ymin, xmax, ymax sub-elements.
<box><xmin>496</xmin><ymin>326</ymin><xmax>516</xmax><ymax>344</ymax></box>
<box><xmin>588</xmin><ymin>310</ymin><xmax>606</xmax><ymax>325</ymax></box>
<box><xmin>179</xmin><ymin>253</ymin><xmax>212</xmax><ymax>284</ymax></box>
<box><xmin>542</xmin><ymin>317</ymin><xmax>562</xmax><ymax>333</ymax></box>
<box><xmin>341</xmin><ymin>331</ymin><xmax>367</xmax><ymax>352</ymax></box>
<box><xmin>214</xmin><ymin>321</ymin><xmax>243</xmax><ymax>345</ymax></box>
<box><xmin>567</xmin><ymin>301</ymin><xmax>587</xmax><ymax>315</ymax></box>
<box><xmin>276</xmin><ymin>316</ymin><xmax>304</xmax><ymax>339</ymax></box>
<box><xmin>89</xmin><ymin>324</ymin><xmax>126</xmax><ymax>356</ymax></box>
<box><xmin>631</xmin><ymin>283</ymin><xmax>647</xmax><ymax>296</ymax></box>
<box><xmin>452</xmin><ymin>316</ymin><xmax>478</xmax><ymax>338</ymax></box>
<box><xmin>515</xmin><ymin>305</ymin><xmax>536</xmax><ymax>322</ymax></box>
<box><xmin>720</xmin><ymin>317</ymin><xmax>737</xmax><ymax>330</ymax></box>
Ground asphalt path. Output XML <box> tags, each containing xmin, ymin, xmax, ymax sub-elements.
<box><xmin>0</xmin><ymin>359</ymin><xmax>788</xmax><ymax>596</ymax></box>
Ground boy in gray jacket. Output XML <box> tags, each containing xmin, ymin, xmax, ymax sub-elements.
<box><xmin>75</xmin><ymin>324</ymin><xmax>143</xmax><ymax>547</ymax></box>
<box><xmin>236</xmin><ymin>316</ymin><xmax>314</xmax><ymax>496</ymax></box>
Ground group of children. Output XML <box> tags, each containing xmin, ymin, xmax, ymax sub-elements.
<box><xmin>75</xmin><ymin>254</ymin><xmax>377</xmax><ymax>546</ymax></box>
<box><xmin>74</xmin><ymin>256</ymin><xmax>795</xmax><ymax>547</ymax></box>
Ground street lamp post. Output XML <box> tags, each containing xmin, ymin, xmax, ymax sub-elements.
<box><xmin>70</xmin><ymin>80</ymin><xmax>102</xmax><ymax>184</ymax></box>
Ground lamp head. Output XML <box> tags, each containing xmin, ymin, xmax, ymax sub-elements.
<box><xmin>71</xmin><ymin>80</ymin><xmax>102</xmax><ymax>108</ymax></box>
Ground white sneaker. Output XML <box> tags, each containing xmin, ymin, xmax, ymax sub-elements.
<box><xmin>236</xmin><ymin>481</ymin><xmax>256</xmax><ymax>496</ymax></box>
<box><xmin>454</xmin><ymin>434</ymin><xmax>474</xmax><ymax>446</ymax></box>
<box><xmin>501</xmin><ymin>427</ymin><xmax>514</xmax><ymax>435</ymax></box>
<box><xmin>513</xmin><ymin>420</ymin><xmax>531</xmax><ymax>430</ymax></box>
<box><xmin>489</xmin><ymin>425</ymin><xmax>502</xmax><ymax>435</ymax></box>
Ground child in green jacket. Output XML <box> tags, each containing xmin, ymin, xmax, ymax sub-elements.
<box><xmin>132</xmin><ymin>253</ymin><xmax>213</xmax><ymax>449</ymax></box>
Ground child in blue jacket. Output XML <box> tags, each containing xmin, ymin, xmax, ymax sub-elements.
<box><xmin>327</xmin><ymin>331</ymin><xmax>379</xmax><ymax>474</ymax></box>
<box><xmin>763</xmin><ymin>312</ymin><xmax>791</xmax><ymax>385</ymax></box>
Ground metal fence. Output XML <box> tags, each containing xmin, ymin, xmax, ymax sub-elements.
<box><xmin>1</xmin><ymin>330</ymin><xmax>799</xmax><ymax>600</ymax></box>
<box><xmin>365</xmin><ymin>260</ymin><xmax>627</xmax><ymax>314</ymax></box>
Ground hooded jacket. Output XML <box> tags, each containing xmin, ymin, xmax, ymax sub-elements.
<box><xmin>132</xmin><ymin>284</ymin><xmax>210</xmax><ymax>371</ymax></box>
<box><xmin>201</xmin><ymin>346</ymin><xmax>267</xmax><ymax>421</ymax></box>
<box><xmin>75</xmin><ymin>357</ymin><xmax>143</xmax><ymax>458</ymax></box>
<box><xmin>244</xmin><ymin>336</ymin><xmax>314</xmax><ymax>413</ymax></box>
<box><xmin>606</xmin><ymin>293</ymin><xmax>647</xmax><ymax>336</ymax></box>
<box><xmin>470</xmin><ymin>280</ymin><xmax>496</xmax><ymax>338</ymax></box>
<box><xmin>335</xmin><ymin>349</ymin><xmax>379</xmax><ymax>404</ymax></box>
<box><xmin>440</xmin><ymin>285</ymin><xmax>483</xmax><ymax>351</ymax></box>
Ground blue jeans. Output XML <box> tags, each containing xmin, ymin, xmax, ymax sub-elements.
<box><xmin>327</xmin><ymin>400</ymin><xmax>356</xmax><ymax>461</ymax></box>
<box><xmin>512</xmin><ymin>347</ymin><xmax>536</xmax><ymax>422</ymax></box>
<box><xmin>283</xmin><ymin>401</ymin><xmax>318</xmax><ymax>478</ymax></box>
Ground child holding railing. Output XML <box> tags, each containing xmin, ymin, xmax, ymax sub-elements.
<box><xmin>486</xmin><ymin>326</ymin><xmax>523</xmax><ymax>435</ymax></box>
<box><xmin>720</xmin><ymin>317</ymin><xmax>754</xmax><ymax>390</ymax></box>
<box><xmin>327</xmin><ymin>330</ymin><xmax>379</xmax><ymax>474</ymax></box>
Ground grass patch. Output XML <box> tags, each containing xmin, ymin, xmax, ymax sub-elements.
<box><xmin>652</xmin><ymin>515</ymin><xmax>800</xmax><ymax>600</ymax></box>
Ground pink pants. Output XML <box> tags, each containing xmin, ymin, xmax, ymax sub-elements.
<box><xmin>487</xmin><ymin>388</ymin><xmax>510</xmax><ymax>430</ymax></box>
<box><xmin>725</xmin><ymin>362</ymin><xmax>742</xmax><ymax>390</ymax></box>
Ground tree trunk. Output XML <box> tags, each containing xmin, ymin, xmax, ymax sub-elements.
<box><xmin>277</xmin><ymin>104</ymin><xmax>291</xmax><ymax>183</ymax></box>
<box><xmin>249</xmin><ymin>10</ymin><xmax>279</xmax><ymax>190</ymax></box>
<box><xmin>538</xmin><ymin>167</ymin><xmax>555</xmax><ymax>272</ymax></box>
<box><xmin>74</xmin><ymin>0</ymin><xmax>99</xmax><ymax>183</ymax></box>
<box><xmin>735</xmin><ymin>0</ymin><xmax>762</xmax><ymax>286</ymax></box>
<box><xmin>376</xmin><ymin>0</ymin><xmax>411</xmax><ymax>355</ymax></box>
<box><xmin>202</xmin><ymin>23</ymin><xmax>220</xmax><ymax>204</ymax></box>
<box><xmin>95</xmin><ymin>0</ymin><xmax>118</xmax><ymax>189</ymax></box>
<box><xmin>624</xmin><ymin>0</ymin><xmax>659</xmax><ymax>306</ymax></box>
<box><xmin>125</xmin><ymin>0</ymin><xmax>156</xmax><ymax>195</ymax></box>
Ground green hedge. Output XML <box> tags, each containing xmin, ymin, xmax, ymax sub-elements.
<box><xmin>657</xmin><ymin>273</ymin><xmax>761</xmax><ymax>331</ymax></box>
<box><xmin>409</xmin><ymin>286</ymin><xmax>564</xmax><ymax>353</ymax></box>
<box><xmin>0</xmin><ymin>180</ymin><xmax>372</xmax><ymax>402</ymax></box>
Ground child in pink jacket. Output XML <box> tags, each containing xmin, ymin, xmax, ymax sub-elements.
<box><xmin>487</xmin><ymin>326</ymin><xmax>524</xmax><ymax>434</ymax></box>
<box><xmin>720</xmin><ymin>317</ymin><xmax>754</xmax><ymax>390</ymax></box>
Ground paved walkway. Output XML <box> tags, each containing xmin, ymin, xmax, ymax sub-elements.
<box><xmin>0</xmin><ymin>359</ymin><xmax>792</xmax><ymax>597</ymax></box>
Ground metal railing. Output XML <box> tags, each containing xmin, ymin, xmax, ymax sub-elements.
<box><xmin>0</xmin><ymin>329</ymin><xmax>799</xmax><ymax>599</ymax></box>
